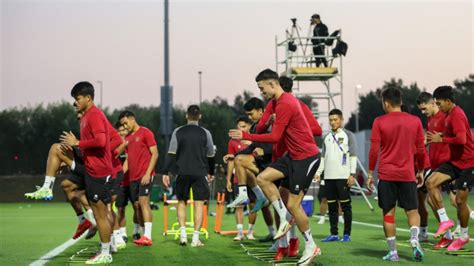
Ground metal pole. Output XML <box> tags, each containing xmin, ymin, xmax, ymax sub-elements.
<box><xmin>96</xmin><ymin>80</ymin><xmax>103</xmax><ymax>107</ymax></box>
<box><xmin>198</xmin><ymin>71</ymin><xmax>202</xmax><ymax>105</ymax></box>
<box><xmin>355</xmin><ymin>84</ymin><xmax>362</xmax><ymax>132</ymax></box>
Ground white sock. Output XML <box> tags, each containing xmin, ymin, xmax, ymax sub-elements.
<box><xmin>470</xmin><ymin>211</ymin><xmax>474</xmax><ymax>220</ymax></box>
<box><xmin>445</xmin><ymin>229</ymin><xmax>453</xmax><ymax>240</ymax></box>
<box><xmin>192</xmin><ymin>231</ymin><xmax>200</xmax><ymax>243</ymax></box>
<box><xmin>437</xmin><ymin>208</ymin><xmax>449</xmax><ymax>222</ymax></box>
<box><xmin>180</xmin><ymin>226</ymin><xmax>187</xmax><ymax>238</ymax></box>
<box><xmin>302</xmin><ymin>229</ymin><xmax>315</xmax><ymax>248</ymax></box>
<box><xmin>248</xmin><ymin>224</ymin><xmax>255</xmax><ymax>235</ymax></box>
<box><xmin>420</xmin><ymin>226</ymin><xmax>427</xmax><ymax>236</ymax></box>
<box><xmin>144</xmin><ymin>222</ymin><xmax>152</xmax><ymax>239</ymax></box>
<box><xmin>410</xmin><ymin>226</ymin><xmax>420</xmax><ymax>241</ymax></box>
<box><xmin>237</xmin><ymin>224</ymin><xmax>244</xmax><ymax>235</ymax></box>
<box><xmin>279</xmin><ymin>235</ymin><xmax>289</xmax><ymax>248</ymax></box>
<box><xmin>120</xmin><ymin>227</ymin><xmax>127</xmax><ymax>237</ymax></box>
<box><xmin>101</xmin><ymin>242</ymin><xmax>111</xmax><ymax>255</ymax></box>
<box><xmin>110</xmin><ymin>233</ymin><xmax>116</xmax><ymax>247</ymax></box>
<box><xmin>77</xmin><ymin>213</ymin><xmax>85</xmax><ymax>224</ymax></box>
<box><xmin>267</xmin><ymin>225</ymin><xmax>276</xmax><ymax>236</ymax></box>
<box><xmin>251</xmin><ymin>186</ymin><xmax>266</xmax><ymax>201</ymax></box>
<box><xmin>134</xmin><ymin>224</ymin><xmax>140</xmax><ymax>235</ymax></box>
<box><xmin>272</xmin><ymin>199</ymin><xmax>289</xmax><ymax>222</ymax></box>
<box><xmin>86</xmin><ymin>209</ymin><xmax>96</xmax><ymax>226</ymax></box>
<box><xmin>43</xmin><ymin>176</ymin><xmax>55</xmax><ymax>189</ymax></box>
<box><xmin>238</xmin><ymin>186</ymin><xmax>248</xmax><ymax>198</ymax></box>
<box><xmin>461</xmin><ymin>227</ymin><xmax>469</xmax><ymax>240</ymax></box>
<box><xmin>140</xmin><ymin>226</ymin><xmax>145</xmax><ymax>235</ymax></box>
<box><xmin>289</xmin><ymin>224</ymin><xmax>297</xmax><ymax>239</ymax></box>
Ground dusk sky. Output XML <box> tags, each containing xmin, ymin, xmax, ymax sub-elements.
<box><xmin>1</xmin><ymin>0</ymin><xmax>473</xmax><ymax>121</ymax></box>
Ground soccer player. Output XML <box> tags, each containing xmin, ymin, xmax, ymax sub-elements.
<box><xmin>367</xmin><ymin>88</ymin><xmax>425</xmax><ymax>262</ymax></box>
<box><xmin>229</xmin><ymin>69</ymin><xmax>321</xmax><ymax>265</ymax></box>
<box><xmin>162</xmin><ymin>105</ymin><xmax>216</xmax><ymax>247</ymax></box>
<box><xmin>315</xmin><ymin>108</ymin><xmax>357</xmax><ymax>243</ymax></box>
<box><xmin>224</xmin><ymin>115</ymin><xmax>259</xmax><ymax>241</ymax></box>
<box><xmin>416</xmin><ymin>91</ymin><xmax>455</xmax><ymax>247</ymax></box>
<box><xmin>114</xmin><ymin>123</ymin><xmax>142</xmax><ymax>242</ymax></box>
<box><xmin>119</xmin><ymin>111</ymin><xmax>158</xmax><ymax>246</ymax></box>
<box><xmin>425</xmin><ymin>86</ymin><xmax>474</xmax><ymax>251</ymax></box>
<box><xmin>60</xmin><ymin>81</ymin><xmax>114</xmax><ymax>264</ymax></box>
<box><xmin>252</xmin><ymin>76</ymin><xmax>323</xmax><ymax>260</ymax></box>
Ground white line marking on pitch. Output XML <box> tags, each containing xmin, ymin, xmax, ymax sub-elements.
<box><xmin>29</xmin><ymin>231</ymin><xmax>87</xmax><ymax>266</ymax></box>
<box><xmin>313</xmin><ymin>215</ymin><xmax>474</xmax><ymax>241</ymax></box>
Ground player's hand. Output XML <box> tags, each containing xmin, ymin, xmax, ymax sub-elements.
<box><xmin>226</xmin><ymin>180</ymin><xmax>233</xmax><ymax>192</ymax></box>
<box><xmin>416</xmin><ymin>170</ymin><xmax>425</xmax><ymax>188</ymax></box>
<box><xmin>253</xmin><ymin>147</ymin><xmax>264</xmax><ymax>156</ymax></box>
<box><xmin>223</xmin><ymin>154</ymin><xmax>234</xmax><ymax>163</ymax></box>
<box><xmin>229</xmin><ymin>129</ymin><xmax>243</xmax><ymax>140</ymax></box>
<box><xmin>207</xmin><ymin>175</ymin><xmax>215</xmax><ymax>183</ymax></box>
<box><xmin>162</xmin><ymin>175</ymin><xmax>170</xmax><ymax>188</ymax></box>
<box><xmin>314</xmin><ymin>175</ymin><xmax>321</xmax><ymax>182</ymax></box>
<box><xmin>141</xmin><ymin>174</ymin><xmax>151</xmax><ymax>186</ymax></box>
<box><xmin>367</xmin><ymin>172</ymin><xmax>375</xmax><ymax>191</ymax></box>
<box><xmin>266</xmin><ymin>114</ymin><xmax>276</xmax><ymax>127</ymax></box>
<box><xmin>347</xmin><ymin>175</ymin><xmax>355</xmax><ymax>187</ymax></box>
<box><xmin>60</xmin><ymin>131</ymin><xmax>79</xmax><ymax>147</ymax></box>
<box><xmin>426</xmin><ymin>131</ymin><xmax>442</xmax><ymax>143</ymax></box>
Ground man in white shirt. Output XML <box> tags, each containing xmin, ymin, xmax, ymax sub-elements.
<box><xmin>315</xmin><ymin>109</ymin><xmax>357</xmax><ymax>242</ymax></box>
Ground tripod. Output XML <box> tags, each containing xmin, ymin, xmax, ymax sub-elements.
<box><xmin>286</xmin><ymin>18</ymin><xmax>313</xmax><ymax>64</ymax></box>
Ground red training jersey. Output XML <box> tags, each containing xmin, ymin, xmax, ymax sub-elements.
<box><xmin>125</xmin><ymin>127</ymin><xmax>157</xmax><ymax>181</ymax></box>
<box><xmin>427</xmin><ymin>111</ymin><xmax>450</xmax><ymax>170</ymax></box>
<box><xmin>369</xmin><ymin>112</ymin><xmax>425</xmax><ymax>182</ymax></box>
<box><xmin>227</xmin><ymin>139</ymin><xmax>249</xmax><ymax>183</ymax></box>
<box><xmin>242</xmin><ymin>93</ymin><xmax>318</xmax><ymax>160</ymax></box>
<box><xmin>443</xmin><ymin>106</ymin><xmax>474</xmax><ymax>169</ymax></box>
<box><xmin>107</xmin><ymin>122</ymin><xmax>124</xmax><ymax>179</ymax></box>
<box><xmin>78</xmin><ymin>106</ymin><xmax>113</xmax><ymax>178</ymax></box>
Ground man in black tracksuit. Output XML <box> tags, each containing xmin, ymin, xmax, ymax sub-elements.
<box><xmin>311</xmin><ymin>14</ymin><xmax>329</xmax><ymax>67</ymax></box>
<box><xmin>162</xmin><ymin>105</ymin><xmax>216</xmax><ymax>247</ymax></box>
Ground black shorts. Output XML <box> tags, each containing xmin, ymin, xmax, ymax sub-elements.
<box><xmin>325</xmin><ymin>179</ymin><xmax>351</xmax><ymax>202</ymax></box>
<box><xmin>417</xmin><ymin>168</ymin><xmax>433</xmax><ymax>194</ymax></box>
<box><xmin>85</xmin><ymin>175</ymin><xmax>112</xmax><ymax>204</ymax></box>
<box><xmin>110</xmin><ymin>171</ymin><xmax>124</xmax><ymax>196</ymax></box>
<box><xmin>116</xmin><ymin>185</ymin><xmax>133</xmax><ymax>208</ymax></box>
<box><xmin>269</xmin><ymin>153</ymin><xmax>320</xmax><ymax>195</ymax></box>
<box><xmin>317</xmin><ymin>181</ymin><xmax>326</xmax><ymax>202</ymax></box>
<box><xmin>130</xmin><ymin>176</ymin><xmax>155</xmax><ymax>203</ymax></box>
<box><xmin>378</xmin><ymin>180</ymin><xmax>418</xmax><ymax>211</ymax></box>
<box><xmin>436</xmin><ymin>162</ymin><xmax>474</xmax><ymax>191</ymax></box>
<box><xmin>66</xmin><ymin>173</ymin><xmax>86</xmax><ymax>190</ymax></box>
<box><xmin>176</xmin><ymin>175</ymin><xmax>209</xmax><ymax>201</ymax></box>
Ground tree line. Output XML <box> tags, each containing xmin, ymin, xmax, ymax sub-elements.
<box><xmin>1</xmin><ymin>74</ymin><xmax>472</xmax><ymax>175</ymax></box>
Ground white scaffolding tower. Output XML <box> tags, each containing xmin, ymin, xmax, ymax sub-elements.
<box><xmin>275</xmin><ymin>28</ymin><xmax>344</xmax><ymax>120</ymax></box>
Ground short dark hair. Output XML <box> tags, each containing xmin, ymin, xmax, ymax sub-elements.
<box><xmin>381</xmin><ymin>88</ymin><xmax>402</xmax><ymax>107</ymax></box>
<box><xmin>279</xmin><ymin>76</ymin><xmax>293</xmax><ymax>93</ymax></box>
<box><xmin>433</xmin><ymin>86</ymin><xmax>455</xmax><ymax>103</ymax></box>
<box><xmin>71</xmin><ymin>81</ymin><xmax>94</xmax><ymax>99</ymax></box>
<box><xmin>237</xmin><ymin>115</ymin><xmax>252</xmax><ymax>125</ymax></box>
<box><xmin>243</xmin><ymin>97</ymin><xmax>264</xmax><ymax>112</ymax></box>
<box><xmin>328</xmin><ymin>108</ymin><xmax>343</xmax><ymax>118</ymax></box>
<box><xmin>187</xmin><ymin>105</ymin><xmax>200</xmax><ymax>120</ymax></box>
<box><xmin>311</xmin><ymin>14</ymin><xmax>320</xmax><ymax>19</ymax></box>
<box><xmin>416</xmin><ymin>92</ymin><xmax>433</xmax><ymax>105</ymax></box>
<box><xmin>255</xmin><ymin>69</ymin><xmax>279</xmax><ymax>83</ymax></box>
<box><xmin>118</xmin><ymin>110</ymin><xmax>135</xmax><ymax>120</ymax></box>
<box><xmin>114</xmin><ymin>121</ymin><xmax>123</xmax><ymax>129</ymax></box>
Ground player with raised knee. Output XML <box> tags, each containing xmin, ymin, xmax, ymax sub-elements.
<box><xmin>425</xmin><ymin>86</ymin><xmax>474</xmax><ymax>251</ymax></box>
